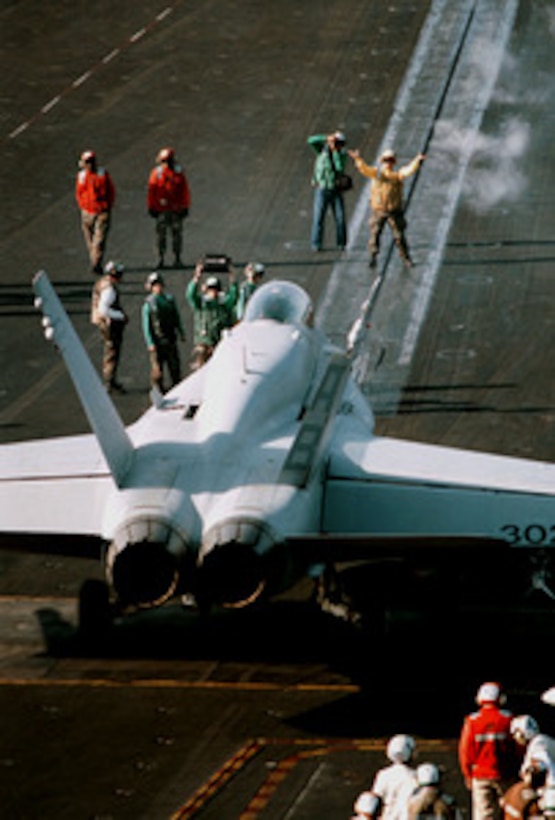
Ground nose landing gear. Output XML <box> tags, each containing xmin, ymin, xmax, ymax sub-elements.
<box><xmin>528</xmin><ymin>552</ymin><xmax>555</xmax><ymax>602</ymax></box>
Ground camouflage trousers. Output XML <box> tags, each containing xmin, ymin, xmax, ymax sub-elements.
<box><xmin>369</xmin><ymin>208</ymin><xmax>410</xmax><ymax>260</ymax></box>
<box><xmin>471</xmin><ymin>778</ymin><xmax>511</xmax><ymax>820</ymax></box>
<box><xmin>99</xmin><ymin>320</ymin><xmax>125</xmax><ymax>386</ymax></box>
<box><xmin>155</xmin><ymin>212</ymin><xmax>183</xmax><ymax>258</ymax></box>
<box><xmin>190</xmin><ymin>344</ymin><xmax>214</xmax><ymax>371</ymax></box>
<box><xmin>81</xmin><ymin>210</ymin><xmax>111</xmax><ymax>272</ymax></box>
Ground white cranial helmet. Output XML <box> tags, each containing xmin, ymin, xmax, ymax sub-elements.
<box><xmin>511</xmin><ymin>715</ymin><xmax>540</xmax><ymax>742</ymax></box>
<box><xmin>417</xmin><ymin>763</ymin><xmax>440</xmax><ymax>786</ymax></box>
<box><xmin>104</xmin><ymin>260</ymin><xmax>124</xmax><ymax>278</ymax></box>
<box><xmin>387</xmin><ymin>734</ymin><xmax>416</xmax><ymax>763</ymax></box>
<box><xmin>354</xmin><ymin>791</ymin><xmax>381</xmax><ymax>817</ymax></box>
<box><xmin>476</xmin><ymin>682</ymin><xmax>503</xmax><ymax>704</ymax></box>
<box><xmin>157</xmin><ymin>146</ymin><xmax>175</xmax><ymax>163</ymax></box>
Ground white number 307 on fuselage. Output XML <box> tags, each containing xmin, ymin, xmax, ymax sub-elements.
<box><xmin>0</xmin><ymin>271</ymin><xmax>554</xmax><ymax>629</ymax></box>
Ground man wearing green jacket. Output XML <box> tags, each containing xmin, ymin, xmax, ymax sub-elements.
<box><xmin>142</xmin><ymin>272</ymin><xmax>185</xmax><ymax>392</ymax></box>
<box><xmin>186</xmin><ymin>261</ymin><xmax>238</xmax><ymax>370</ymax></box>
<box><xmin>308</xmin><ymin>131</ymin><xmax>348</xmax><ymax>251</ymax></box>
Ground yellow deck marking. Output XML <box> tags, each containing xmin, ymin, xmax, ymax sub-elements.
<box><xmin>0</xmin><ymin>677</ymin><xmax>359</xmax><ymax>692</ymax></box>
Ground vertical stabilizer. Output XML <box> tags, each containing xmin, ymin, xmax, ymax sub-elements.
<box><xmin>33</xmin><ymin>271</ymin><xmax>134</xmax><ymax>487</ymax></box>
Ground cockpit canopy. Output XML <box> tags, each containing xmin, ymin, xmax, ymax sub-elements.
<box><xmin>244</xmin><ymin>280</ymin><xmax>314</xmax><ymax>328</ymax></box>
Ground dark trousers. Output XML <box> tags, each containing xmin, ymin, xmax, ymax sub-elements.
<box><xmin>149</xmin><ymin>341</ymin><xmax>181</xmax><ymax>391</ymax></box>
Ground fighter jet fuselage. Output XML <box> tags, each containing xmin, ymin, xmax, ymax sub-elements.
<box><xmin>104</xmin><ymin>304</ymin><xmax>337</xmax><ymax>610</ymax></box>
<box><xmin>1</xmin><ymin>273</ymin><xmax>554</xmax><ymax>626</ymax></box>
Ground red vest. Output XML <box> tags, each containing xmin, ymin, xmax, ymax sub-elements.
<box><xmin>147</xmin><ymin>163</ymin><xmax>190</xmax><ymax>212</ymax></box>
<box><xmin>459</xmin><ymin>704</ymin><xmax>516</xmax><ymax>781</ymax></box>
<box><xmin>75</xmin><ymin>167</ymin><xmax>115</xmax><ymax>213</ymax></box>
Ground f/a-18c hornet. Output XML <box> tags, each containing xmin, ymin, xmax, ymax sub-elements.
<box><xmin>0</xmin><ymin>272</ymin><xmax>554</xmax><ymax>631</ymax></box>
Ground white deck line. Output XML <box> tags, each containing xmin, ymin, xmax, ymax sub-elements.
<box><xmin>317</xmin><ymin>0</ymin><xmax>520</xmax><ymax>411</ymax></box>
<box><xmin>398</xmin><ymin>0</ymin><xmax>520</xmax><ymax>366</ymax></box>
<box><xmin>316</xmin><ymin>0</ymin><xmax>460</xmax><ymax>325</ymax></box>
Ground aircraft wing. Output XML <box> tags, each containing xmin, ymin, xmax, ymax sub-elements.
<box><xmin>0</xmin><ymin>433</ymin><xmax>112</xmax><ymax>540</ymax></box>
<box><xmin>322</xmin><ymin>433</ymin><xmax>555</xmax><ymax>548</ymax></box>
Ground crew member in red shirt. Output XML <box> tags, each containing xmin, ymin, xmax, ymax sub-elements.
<box><xmin>459</xmin><ymin>682</ymin><xmax>518</xmax><ymax>820</ymax></box>
<box><xmin>75</xmin><ymin>150</ymin><xmax>116</xmax><ymax>274</ymax></box>
<box><xmin>147</xmin><ymin>147</ymin><xmax>191</xmax><ymax>269</ymax></box>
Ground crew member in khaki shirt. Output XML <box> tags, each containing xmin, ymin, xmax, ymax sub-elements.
<box><xmin>349</xmin><ymin>147</ymin><xmax>425</xmax><ymax>269</ymax></box>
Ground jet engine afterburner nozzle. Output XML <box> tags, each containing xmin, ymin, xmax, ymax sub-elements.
<box><xmin>106</xmin><ymin>517</ymin><xmax>188</xmax><ymax>610</ymax></box>
<box><xmin>198</xmin><ymin>519</ymin><xmax>279</xmax><ymax>608</ymax></box>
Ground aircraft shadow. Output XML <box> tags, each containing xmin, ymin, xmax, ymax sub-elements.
<box><xmin>34</xmin><ymin>558</ymin><xmax>555</xmax><ymax>698</ymax></box>
<box><xmin>285</xmin><ymin>562</ymin><xmax>555</xmax><ymax>738</ymax></box>
<box><xmin>35</xmin><ymin>595</ymin><xmax>361</xmax><ymax>667</ymax></box>
<box><xmin>286</xmin><ymin>679</ymin><xmax>555</xmax><ymax>740</ymax></box>
<box><xmin>36</xmin><ymin>596</ymin><xmax>551</xmax><ymax>743</ymax></box>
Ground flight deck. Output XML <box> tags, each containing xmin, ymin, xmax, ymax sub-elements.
<box><xmin>1</xmin><ymin>0</ymin><xmax>554</xmax><ymax>817</ymax></box>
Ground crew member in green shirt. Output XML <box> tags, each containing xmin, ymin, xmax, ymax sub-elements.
<box><xmin>236</xmin><ymin>261</ymin><xmax>265</xmax><ymax>321</ymax></box>
<box><xmin>308</xmin><ymin>131</ymin><xmax>348</xmax><ymax>251</ymax></box>
<box><xmin>142</xmin><ymin>272</ymin><xmax>185</xmax><ymax>392</ymax></box>
<box><xmin>186</xmin><ymin>261</ymin><xmax>238</xmax><ymax>370</ymax></box>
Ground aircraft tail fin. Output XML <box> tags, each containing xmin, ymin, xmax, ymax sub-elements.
<box><xmin>33</xmin><ymin>271</ymin><xmax>134</xmax><ymax>487</ymax></box>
